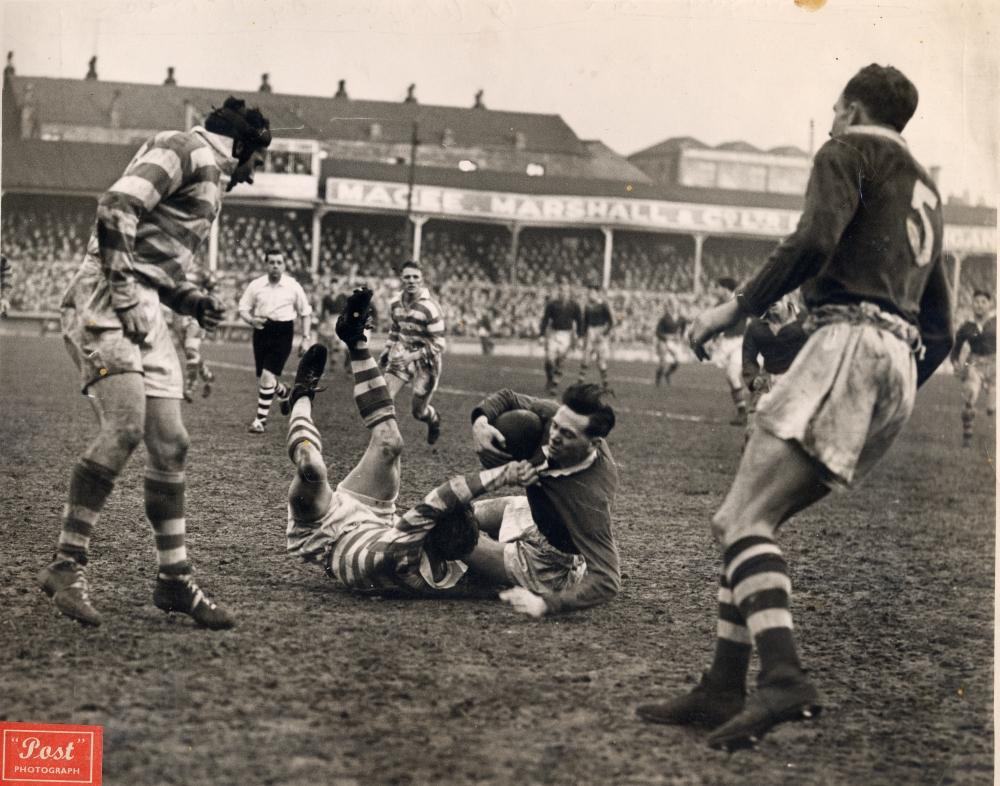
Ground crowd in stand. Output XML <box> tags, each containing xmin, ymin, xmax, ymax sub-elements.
<box><xmin>2</xmin><ymin>197</ymin><xmax>994</xmax><ymax>343</ymax></box>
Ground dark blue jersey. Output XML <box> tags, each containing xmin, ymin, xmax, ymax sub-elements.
<box><xmin>742</xmin><ymin>317</ymin><xmax>809</xmax><ymax>380</ymax></box>
<box><xmin>951</xmin><ymin>316</ymin><xmax>996</xmax><ymax>361</ymax></box>
<box><xmin>582</xmin><ymin>301</ymin><xmax>614</xmax><ymax>334</ymax></box>
<box><xmin>737</xmin><ymin>125</ymin><xmax>953</xmax><ymax>385</ymax></box>
<box><xmin>540</xmin><ymin>298</ymin><xmax>582</xmax><ymax>334</ymax></box>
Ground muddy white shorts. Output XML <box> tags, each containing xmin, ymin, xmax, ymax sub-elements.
<box><xmin>498</xmin><ymin>497</ymin><xmax>586</xmax><ymax>595</ymax></box>
<box><xmin>756</xmin><ymin>318</ymin><xmax>917</xmax><ymax>489</ymax></box>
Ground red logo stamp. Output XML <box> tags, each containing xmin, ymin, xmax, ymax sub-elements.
<box><xmin>0</xmin><ymin>723</ymin><xmax>102</xmax><ymax>786</ymax></box>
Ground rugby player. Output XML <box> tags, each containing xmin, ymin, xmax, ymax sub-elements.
<box><xmin>654</xmin><ymin>298</ymin><xmax>684</xmax><ymax>386</ymax></box>
<box><xmin>950</xmin><ymin>289</ymin><xmax>996</xmax><ymax>447</ymax></box>
<box><xmin>539</xmin><ymin>280</ymin><xmax>582</xmax><ymax>396</ymax></box>
<box><xmin>379</xmin><ymin>261</ymin><xmax>446</xmax><ymax>444</ymax></box>
<box><xmin>284</xmin><ymin>289</ymin><xmax>536</xmax><ymax>594</ymax></box>
<box><xmin>169</xmin><ymin>270</ymin><xmax>219</xmax><ymax>402</ymax></box>
<box><xmin>468</xmin><ymin>384</ymin><xmax>621</xmax><ymax>617</ymax></box>
<box><xmin>577</xmin><ymin>283</ymin><xmax>616</xmax><ymax>393</ymax></box>
<box><xmin>637</xmin><ymin>64</ymin><xmax>954</xmax><ymax>749</ymax></box>
<box><xmin>740</xmin><ymin>295</ymin><xmax>807</xmax><ymax>440</ymax></box>
<box><xmin>238</xmin><ymin>249</ymin><xmax>313</xmax><ymax>433</ymax></box>
<box><xmin>706</xmin><ymin>277</ymin><xmax>749</xmax><ymax>425</ymax></box>
<box><xmin>41</xmin><ymin>96</ymin><xmax>273</xmax><ymax>628</ymax></box>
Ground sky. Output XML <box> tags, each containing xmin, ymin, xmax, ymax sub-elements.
<box><xmin>2</xmin><ymin>0</ymin><xmax>998</xmax><ymax>204</ymax></box>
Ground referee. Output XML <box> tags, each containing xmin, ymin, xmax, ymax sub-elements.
<box><xmin>238</xmin><ymin>249</ymin><xmax>313</xmax><ymax>433</ymax></box>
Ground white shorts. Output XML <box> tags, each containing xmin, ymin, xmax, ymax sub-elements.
<box><xmin>709</xmin><ymin>335</ymin><xmax>743</xmax><ymax>389</ymax></box>
<box><xmin>756</xmin><ymin>321</ymin><xmax>917</xmax><ymax>489</ymax></box>
<box><xmin>61</xmin><ymin>258</ymin><xmax>183</xmax><ymax>398</ymax></box>
<box><xmin>545</xmin><ymin>330</ymin><xmax>574</xmax><ymax>362</ymax></box>
<box><xmin>386</xmin><ymin>350</ymin><xmax>442</xmax><ymax>398</ymax></box>
<box><xmin>498</xmin><ymin>497</ymin><xmax>587</xmax><ymax>595</ymax></box>
<box><xmin>961</xmin><ymin>354</ymin><xmax>995</xmax><ymax>409</ymax></box>
<box><xmin>583</xmin><ymin>333</ymin><xmax>611</xmax><ymax>365</ymax></box>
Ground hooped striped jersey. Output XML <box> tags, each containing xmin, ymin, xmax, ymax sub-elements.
<box><xmin>385</xmin><ymin>287</ymin><xmax>446</xmax><ymax>361</ymax></box>
<box><xmin>87</xmin><ymin>126</ymin><xmax>237</xmax><ymax>312</ymax></box>
<box><xmin>286</xmin><ymin>465</ymin><xmax>508</xmax><ymax>594</ymax></box>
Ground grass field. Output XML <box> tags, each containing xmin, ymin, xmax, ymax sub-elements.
<box><xmin>0</xmin><ymin>334</ymin><xmax>994</xmax><ymax>786</ymax></box>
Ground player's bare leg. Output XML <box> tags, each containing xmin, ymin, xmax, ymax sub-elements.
<box><xmin>961</xmin><ymin>366</ymin><xmax>982</xmax><ymax>447</ymax></box>
<box><xmin>411</xmin><ymin>373</ymin><xmax>442</xmax><ymax>445</ymax></box>
<box><xmin>285</xmin><ymin>345</ymin><xmax>333</xmax><ymax>522</ymax></box>
<box><xmin>470</xmin><ymin>497</ymin><xmax>514</xmax><ymax>538</ymax></box>
<box><xmin>639</xmin><ymin>430</ymin><xmax>828</xmax><ymax>749</ymax></box>
<box><xmin>39</xmin><ymin>373</ymin><xmax>146</xmax><ymax>626</ymax></box>
<box><xmin>144</xmin><ymin>397</ymin><xmax>234</xmax><ymax>629</ymax></box>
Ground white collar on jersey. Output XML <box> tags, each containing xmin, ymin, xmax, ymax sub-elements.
<box><xmin>539</xmin><ymin>445</ymin><xmax>598</xmax><ymax>478</ymax></box>
<box><xmin>841</xmin><ymin>125</ymin><xmax>908</xmax><ymax>149</ymax></box>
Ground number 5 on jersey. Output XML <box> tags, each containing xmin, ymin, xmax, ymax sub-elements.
<box><xmin>907</xmin><ymin>179</ymin><xmax>939</xmax><ymax>268</ymax></box>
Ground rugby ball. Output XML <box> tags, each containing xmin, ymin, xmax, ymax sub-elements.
<box><xmin>494</xmin><ymin>409</ymin><xmax>544</xmax><ymax>461</ymax></box>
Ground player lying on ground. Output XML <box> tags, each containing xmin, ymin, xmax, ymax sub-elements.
<box><xmin>467</xmin><ymin>383</ymin><xmax>622</xmax><ymax>617</ymax></box>
<box><xmin>284</xmin><ymin>291</ymin><xmax>538</xmax><ymax>595</ymax></box>
<box><xmin>636</xmin><ymin>64</ymin><xmax>954</xmax><ymax>751</ymax></box>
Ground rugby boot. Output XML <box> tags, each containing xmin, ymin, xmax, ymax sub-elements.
<box><xmin>706</xmin><ymin>667</ymin><xmax>822</xmax><ymax>752</ymax></box>
<box><xmin>335</xmin><ymin>287</ymin><xmax>375</xmax><ymax>347</ymax></box>
<box><xmin>426</xmin><ymin>409</ymin><xmax>442</xmax><ymax>445</ymax></box>
<box><xmin>730</xmin><ymin>408</ymin><xmax>748</xmax><ymax>427</ymax></box>
<box><xmin>636</xmin><ymin>672</ymin><xmax>745</xmax><ymax>728</ymax></box>
<box><xmin>39</xmin><ymin>558</ymin><xmax>102</xmax><ymax>626</ymax></box>
<box><xmin>153</xmin><ymin>574</ymin><xmax>235</xmax><ymax>630</ymax></box>
<box><xmin>281</xmin><ymin>344</ymin><xmax>328</xmax><ymax>416</ymax></box>
<box><xmin>247</xmin><ymin>418</ymin><xmax>266</xmax><ymax>434</ymax></box>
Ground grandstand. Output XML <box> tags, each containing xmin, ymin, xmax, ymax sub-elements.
<box><xmin>2</xmin><ymin>67</ymin><xmax>996</xmax><ymax>337</ymax></box>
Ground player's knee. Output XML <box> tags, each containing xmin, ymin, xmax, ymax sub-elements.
<box><xmin>374</xmin><ymin>428</ymin><xmax>404</xmax><ymax>459</ymax></box>
<box><xmin>111</xmin><ymin>419</ymin><xmax>145</xmax><ymax>454</ymax></box>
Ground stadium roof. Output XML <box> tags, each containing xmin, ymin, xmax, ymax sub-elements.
<box><xmin>6</xmin><ymin>74</ymin><xmax>587</xmax><ymax>155</ymax></box>
<box><xmin>4</xmin><ymin>137</ymin><xmax>995</xmax><ymax>229</ymax></box>
<box><xmin>629</xmin><ymin>136</ymin><xmax>710</xmax><ymax>158</ymax></box>
<box><xmin>630</xmin><ymin>136</ymin><xmax>810</xmax><ymax>160</ymax></box>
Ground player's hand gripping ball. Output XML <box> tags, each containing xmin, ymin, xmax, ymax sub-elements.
<box><xmin>493</xmin><ymin>409</ymin><xmax>544</xmax><ymax>461</ymax></box>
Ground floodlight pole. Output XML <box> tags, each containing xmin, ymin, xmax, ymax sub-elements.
<box><xmin>405</xmin><ymin>121</ymin><xmax>420</xmax><ymax>258</ymax></box>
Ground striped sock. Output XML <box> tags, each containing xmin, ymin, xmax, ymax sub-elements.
<box><xmin>287</xmin><ymin>398</ymin><xmax>323</xmax><ymax>463</ymax></box>
<box><xmin>349</xmin><ymin>347</ymin><xmax>395</xmax><ymax>428</ymax></box>
<box><xmin>256</xmin><ymin>381</ymin><xmax>277</xmax><ymax>424</ymax></box>
<box><xmin>725</xmin><ymin>535</ymin><xmax>802</xmax><ymax>680</ymax></box>
<box><xmin>707</xmin><ymin>572</ymin><xmax>752</xmax><ymax>689</ymax></box>
<box><xmin>144</xmin><ymin>468</ymin><xmax>191</xmax><ymax>578</ymax></box>
<box><xmin>414</xmin><ymin>403</ymin><xmax>437</xmax><ymax>424</ymax></box>
<box><xmin>57</xmin><ymin>458</ymin><xmax>116</xmax><ymax>564</ymax></box>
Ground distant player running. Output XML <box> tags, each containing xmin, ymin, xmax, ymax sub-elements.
<box><xmin>577</xmin><ymin>284</ymin><xmax>615</xmax><ymax>393</ymax></box>
<box><xmin>654</xmin><ymin>299</ymin><xmax>684</xmax><ymax>386</ymax></box>
<box><xmin>539</xmin><ymin>281</ymin><xmax>582</xmax><ymax>396</ymax></box>
<box><xmin>706</xmin><ymin>277</ymin><xmax>749</xmax><ymax>425</ymax></box>
<box><xmin>170</xmin><ymin>270</ymin><xmax>219</xmax><ymax>402</ymax></box>
<box><xmin>284</xmin><ymin>289</ymin><xmax>535</xmax><ymax>594</ymax></box>
<box><xmin>638</xmin><ymin>64</ymin><xmax>954</xmax><ymax>750</ymax></box>
<box><xmin>951</xmin><ymin>289</ymin><xmax>996</xmax><ymax>446</ymax></box>
<box><xmin>379</xmin><ymin>261</ymin><xmax>446</xmax><ymax>444</ymax></box>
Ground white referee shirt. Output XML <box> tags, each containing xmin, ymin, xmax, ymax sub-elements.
<box><xmin>238</xmin><ymin>274</ymin><xmax>312</xmax><ymax>323</ymax></box>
